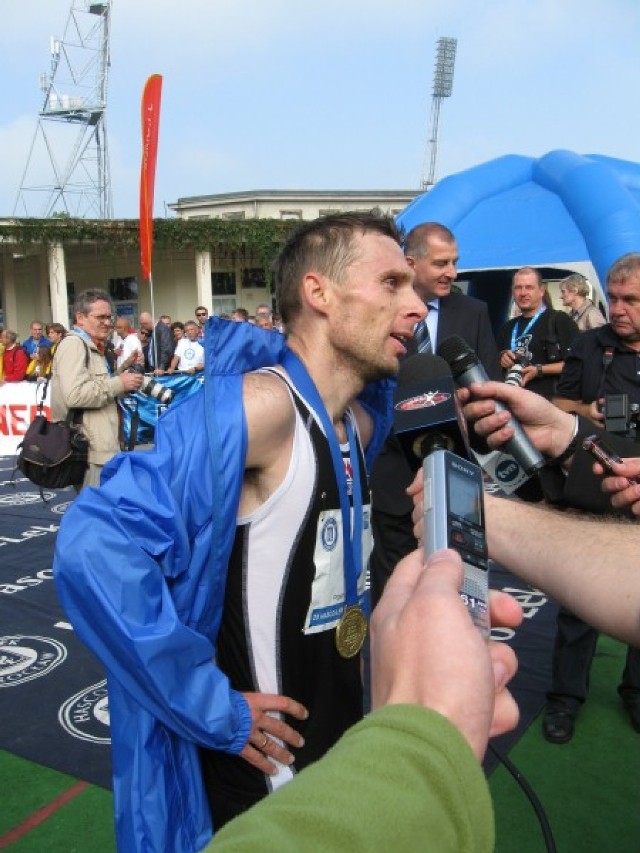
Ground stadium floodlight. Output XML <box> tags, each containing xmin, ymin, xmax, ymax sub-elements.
<box><xmin>421</xmin><ymin>37</ymin><xmax>458</xmax><ymax>190</ymax></box>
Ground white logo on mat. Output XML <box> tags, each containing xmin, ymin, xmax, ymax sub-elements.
<box><xmin>0</xmin><ymin>635</ymin><xmax>67</xmax><ymax>687</ymax></box>
<box><xmin>59</xmin><ymin>680</ymin><xmax>111</xmax><ymax>744</ymax></box>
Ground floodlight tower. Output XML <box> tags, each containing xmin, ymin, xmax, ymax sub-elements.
<box><xmin>420</xmin><ymin>37</ymin><xmax>457</xmax><ymax>191</ymax></box>
<box><xmin>13</xmin><ymin>1</ymin><xmax>113</xmax><ymax>219</ymax></box>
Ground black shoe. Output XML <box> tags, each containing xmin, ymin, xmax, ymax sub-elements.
<box><xmin>623</xmin><ymin>702</ymin><xmax>640</xmax><ymax>734</ymax></box>
<box><xmin>542</xmin><ymin>707</ymin><xmax>575</xmax><ymax>744</ymax></box>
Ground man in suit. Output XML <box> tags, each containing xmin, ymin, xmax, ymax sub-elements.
<box><xmin>369</xmin><ymin>222</ymin><xmax>500</xmax><ymax>605</ymax></box>
<box><xmin>139</xmin><ymin>311</ymin><xmax>174</xmax><ymax>374</ymax></box>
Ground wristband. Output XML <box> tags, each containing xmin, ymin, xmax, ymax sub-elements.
<box><xmin>549</xmin><ymin>415</ymin><xmax>581</xmax><ymax>465</ymax></box>
<box><xmin>536</xmin><ymin>363</ymin><xmax>544</xmax><ymax>378</ymax></box>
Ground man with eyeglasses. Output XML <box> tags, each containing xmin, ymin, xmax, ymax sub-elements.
<box><xmin>51</xmin><ymin>288</ymin><xmax>144</xmax><ymax>489</ymax></box>
<box><xmin>195</xmin><ymin>305</ymin><xmax>209</xmax><ymax>339</ymax></box>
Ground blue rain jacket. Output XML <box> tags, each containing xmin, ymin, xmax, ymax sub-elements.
<box><xmin>53</xmin><ymin>318</ymin><xmax>394</xmax><ymax>852</ymax></box>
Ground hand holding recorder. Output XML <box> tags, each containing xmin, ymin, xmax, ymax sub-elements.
<box><xmin>371</xmin><ymin>547</ymin><xmax>521</xmax><ymax>759</ymax></box>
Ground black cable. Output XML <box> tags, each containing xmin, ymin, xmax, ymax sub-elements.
<box><xmin>488</xmin><ymin>742</ymin><xmax>557</xmax><ymax>853</ymax></box>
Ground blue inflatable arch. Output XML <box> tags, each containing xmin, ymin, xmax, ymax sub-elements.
<box><xmin>397</xmin><ymin>150</ymin><xmax>640</xmax><ymax>323</ymax></box>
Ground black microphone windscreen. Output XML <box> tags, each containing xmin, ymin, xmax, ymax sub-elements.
<box><xmin>392</xmin><ymin>352</ymin><xmax>469</xmax><ymax>467</ymax></box>
<box><xmin>397</xmin><ymin>353</ymin><xmax>452</xmax><ymax>387</ymax></box>
<box><xmin>437</xmin><ymin>335</ymin><xmax>477</xmax><ymax>377</ymax></box>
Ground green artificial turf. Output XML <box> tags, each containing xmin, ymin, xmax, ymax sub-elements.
<box><xmin>0</xmin><ymin>750</ymin><xmax>114</xmax><ymax>852</ymax></box>
<box><xmin>2</xmin><ymin>634</ymin><xmax>639</xmax><ymax>850</ymax></box>
<box><xmin>491</xmin><ymin>634</ymin><xmax>640</xmax><ymax>852</ymax></box>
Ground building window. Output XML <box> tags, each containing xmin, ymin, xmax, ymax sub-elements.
<box><xmin>222</xmin><ymin>211</ymin><xmax>245</xmax><ymax>221</ymax></box>
<box><xmin>109</xmin><ymin>277</ymin><xmax>138</xmax><ymax>301</ymax></box>
<box><xmin>319</xmin><ymin>208</ymin><xmax>341</xmax><ymax>216</ymax></box>
<box><xmin>241</xmin><ymin>267</ymin><xmax>267</xmax><ymax>289</ymax></box>
<box><xmin>212</xmin><ymin>271</ymin><xmax>236</xmax><ymax>296</ymax></box>
<box><xmin>213</xmin><ymin>297</ymin><xmax>236</xmax><ymax>316</ymax></box>
<box><xmin>280</xmin><ymin>210</ymin><xmax>302</xmax><ymax>220</ymax></box>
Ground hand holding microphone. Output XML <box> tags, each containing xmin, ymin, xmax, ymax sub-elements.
<box><xmin>452</xmin><ymin>370</ymin><xmax>579</xmax><ymax>464</ymax></box>
<box><xmin>438</xmin><ymin>336</ymin><xmax>545</xmax><ymax>477</ymax></box>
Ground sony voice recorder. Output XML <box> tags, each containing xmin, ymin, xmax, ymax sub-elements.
<box><xmin>423</xmin><ymin>449</ymin><xmax>490</xmax><ymax>636</ymax></box>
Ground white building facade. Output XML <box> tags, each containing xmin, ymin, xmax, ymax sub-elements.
<box><xmin>1</xmin><ymin>189</ymin><xmax>417</xmax><ymax>336</ymax></box>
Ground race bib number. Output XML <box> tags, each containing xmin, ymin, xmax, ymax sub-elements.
<box><xmin>303</xmin><ymin>505</ymin><xmax>372</xmax><ymax>635</ymax></box>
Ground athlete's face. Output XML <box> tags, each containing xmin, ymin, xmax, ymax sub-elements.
<box><xmin>328</xmin><ymin>232</ymin><xmax>425</xmax><ymax>381</ymax></box>
<box><xmin>608</xmin><ymin>274</ymin><xmax>640</xmax><ymax>343</ymax></box>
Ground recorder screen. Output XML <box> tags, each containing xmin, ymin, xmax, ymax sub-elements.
<box><xmin>449</xmin><ymin>468</ymin><xmax>482</xmax><ymax>526</ymax></box>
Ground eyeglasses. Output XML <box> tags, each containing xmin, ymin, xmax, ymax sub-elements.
<box><xmin>88</xmin><ymin>314</ymin><xmax>115</xmax><ymax>323</ymax></box>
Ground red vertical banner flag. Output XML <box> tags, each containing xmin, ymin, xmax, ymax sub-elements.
<box><xmin>139</xmin><ymin>74</ymin><xmax>163</xmax><ymax>281</ymax></box>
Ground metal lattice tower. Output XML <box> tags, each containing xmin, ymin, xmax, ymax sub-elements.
<box><xmin>420</xmin><ymin>37</ymin><xmax>457</xmax><ymax>191</ymax></box>
<box><xmin>13</xmin><ymin>1</ymin><xmax>113</xmax><ymax>219</ymax></box>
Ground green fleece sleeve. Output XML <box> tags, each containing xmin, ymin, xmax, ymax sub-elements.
<box><xmin>205</xmin><ymin>704</ymin><xmax>494</xmax><ymax>852</ymax></box>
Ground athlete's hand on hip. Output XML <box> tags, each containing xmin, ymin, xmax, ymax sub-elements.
<box><xmin>240</xmin><ymin>692</ymin><xmax>308</xmax><ymax>775</ymax></box>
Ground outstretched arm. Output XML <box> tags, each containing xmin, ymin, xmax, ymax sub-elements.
<box><xmin>409</xmin><ymin>468</ymin><xmax>640</xmax><ymax>647</ymax></box>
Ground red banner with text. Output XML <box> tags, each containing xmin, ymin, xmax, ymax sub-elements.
<box><xmin>0</xmin><ymin>382</ymin><xmax>51</xmax><ymax>456</ymax></box>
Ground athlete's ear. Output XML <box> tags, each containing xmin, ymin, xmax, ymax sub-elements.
<box><xmin>300</xmin><ymin>271</ymin><xmax>331</xmax><ymax>316</ymax></box>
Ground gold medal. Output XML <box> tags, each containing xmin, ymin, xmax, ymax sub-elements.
<box><xmin>335</xmin><ymin>605</ymin><xmax>367</xmax><ymax>659</ymax></box>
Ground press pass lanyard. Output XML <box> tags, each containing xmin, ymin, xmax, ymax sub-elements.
<box><xmin>511</xmin><ymin>307</ymin><xmax>546</xmax><ymax>351</ymax></box>
<box><xmin>282</xmin><ymin>350</ymin><xmax>363</xmax><ymax>609</ymax></box>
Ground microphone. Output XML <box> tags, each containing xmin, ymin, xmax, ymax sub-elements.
<box><xmin>392</xmin><ymin>353</ymin><xmax>471</xmax><ymax>469</ymax></box>
<box><xmin>437</xmin><ymin>335</ymin><xmax>545</xmax><ymax>477</ymax></box>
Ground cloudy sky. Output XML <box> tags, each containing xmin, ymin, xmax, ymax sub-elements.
<box><xmin>1</xmin><ymin>0</ymin><xmax>638</xmax><ymax>218</ymax></box>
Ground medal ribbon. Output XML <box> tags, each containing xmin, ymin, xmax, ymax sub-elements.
<box><xmin>510</xmin><ymin>306</ymin><xmax>546</xmax><ymax>351</ymax></box>
<box><xmin>282</xmin><ymin>350</ymin><xmax>363</xmax><ymax>610</ymax></box>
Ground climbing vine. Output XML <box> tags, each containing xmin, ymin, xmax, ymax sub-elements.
<box><xmin>0</xmin><ymin>217</ymin><xmax>300</xmax><ymax>278</ymax></box>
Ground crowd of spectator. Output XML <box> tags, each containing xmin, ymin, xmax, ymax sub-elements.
<box><xmin>0</xmin><ymin>303</ymin><xmax>285</xmax><ymax>386</ymax></box>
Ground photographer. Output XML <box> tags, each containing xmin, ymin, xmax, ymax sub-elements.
<box><xmin>554</xmin><ymin>253</ymin><xmax>640</xmax><ymax>436</ymax></box>
<box><xmin>457</xmin><ymin>376</ymin><xmax>640</xmax><ymax>741</ymax></box>
<box><xmin>51</xmin><ymin>289</ymin><xmax>143</xmax><ymax>489</ymax></box>
<box><xmin>496</xmin><ymin>267</ymin><xmax>578</xmax><ymax>400</ymax></box>
<box><xmin>549</xmin><ymin>253</ymin><xmax>640</xmax><ymax>741</ymax></box>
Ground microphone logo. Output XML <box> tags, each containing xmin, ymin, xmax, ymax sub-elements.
<box><xmin>394</xmin><ymin>391</ymin><xmax>452</xmax><ymax>412</ymax></box>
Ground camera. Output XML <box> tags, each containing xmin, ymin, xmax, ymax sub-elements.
<box><xmin>504</xmin><ymin>346</ymin><xmax>532</xmax><ymax>387</ymax></box>
<box><xmin>602</xmin><ymin>393</ymin><xmax>640</xmax><ymax>441</ymax></box>
<box><xmin>128</xmin><ymin>364</ymin><xmax>174</xmax><ymax>405</ymax></box>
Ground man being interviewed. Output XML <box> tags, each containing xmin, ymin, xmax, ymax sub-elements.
<box><xmin>53</xmin><ymin>213</ymin><xmax>424</xmax><ymax>853</ymax></box>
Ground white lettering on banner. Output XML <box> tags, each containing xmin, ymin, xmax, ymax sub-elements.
<box><xmin>0</xmin><ymin>381</ymin><xmax>51</xmax><ymax>456</ymax></box>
